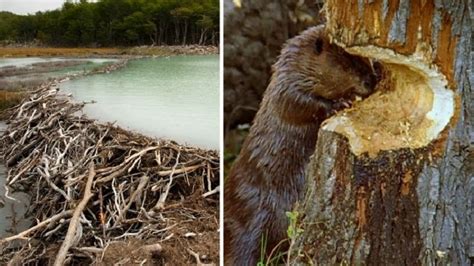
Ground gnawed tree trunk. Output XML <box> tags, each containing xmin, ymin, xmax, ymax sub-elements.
<box><xmin>289</xmin><ymin>1</ymin><xmax>472</xmax><ymax>265</ymax></box>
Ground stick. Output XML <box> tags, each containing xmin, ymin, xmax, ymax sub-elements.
<box><xmin>202</xmin><ymin>186</ymin><xmax>219</xmax><ymax>198</ymax></box>
<box><xmin>117</xmin><ymin>174</ymin><xmax>150</xmax><ymax>223</ymax></box>
<box><xmin>154</xmin><ymin>151</ymin><xmax>180</xmax><ymax>210</ymax></box>
<box><xmin>0</xmin><ymin>210</ymin><xmax>73</xmax><ymax>244</ymax></box>
<box><xmin>157</xmin><ymin>164</ymin><xmax>202</xmax><ymax>176</ymax></box>
<box><xmin>187</xmin><ymin>248</ymin><xmax>215</xmax><ymax>266</ymax></box>
<box><xmin>54</xmin><ymin>163</ymin><xmax>96</xmax><ymax>266</ymax></box>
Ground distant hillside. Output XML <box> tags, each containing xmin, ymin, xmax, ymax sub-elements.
<box><xmin>0</xmin><ymin>11</ymin><xmax>21</xmax><ymax>41</ymax></box>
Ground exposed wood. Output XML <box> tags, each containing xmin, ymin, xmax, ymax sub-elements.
<box><xmin>54</xmin><ymin>164</ymin><xmax>96</xmax><ymax>266</ymax></box>
<box><xmin>290</xmin><ymin>1</ymin><xmax>472</xmax><ymax>265</ymax></box>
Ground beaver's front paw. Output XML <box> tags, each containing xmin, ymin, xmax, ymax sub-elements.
<box><xmin>331</xmin><ymin>98</ymin><xmax>353</xmax><ymax>114</ymax></box>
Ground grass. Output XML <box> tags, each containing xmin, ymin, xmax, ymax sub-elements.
<box><xmin>256</xmin><ymin>211</ymin><xmax>304</xmax><ymax>265</ymax></box>
<box><xmin>0</xmin><ymin>90</ymin><xmax>25</xmax><ymax>112</ymax></box>
<box><xmin>0</xmin><ymin>46</ymin><xmax>218</xmax><ymax>58</ymax></box>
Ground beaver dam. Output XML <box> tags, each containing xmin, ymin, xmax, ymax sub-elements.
<box><xmin>0</xmin><ymin>82</ymin><xmax>219</xmax><ymax>264</ymax></box>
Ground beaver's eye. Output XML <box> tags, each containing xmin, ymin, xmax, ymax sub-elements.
<box><xmin>314</xmin><ymin>38</ymin><xmax>323</xmax><ymax>55</ymax></box>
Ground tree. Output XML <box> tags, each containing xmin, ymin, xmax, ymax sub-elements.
<box><xmin>0</xmin><ymin>0</ymin><xmax>219</xmax><ymax>47</ymax></box>
<box><xmin>288</xmin><ymin>1</ymin><xmax>472</xmax><ymax>265</ymax></box>
<box><xmin>171</xmin><ymin>6</ymin><xmax>193</xmax><ymax>45</ymax></box>
<box><xmin>196</xmin><ymin>15</ymin><xmax>213</xmax><ymax>45</ymax></box>
<box><xmin>0</xmin><ymin>12</ymin><xmax>20</xmax><ymax>41</ymax></box>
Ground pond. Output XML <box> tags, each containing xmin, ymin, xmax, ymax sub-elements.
<box><xmin>61</xmin><ymin>55</ymin><xmax>219</xmax><ymax>149</ymax></box>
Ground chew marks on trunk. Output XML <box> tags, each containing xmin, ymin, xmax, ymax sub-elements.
<box><xmin>289</xmin><ymin>0</ymin><xmax>469</xmax><ymax>265</ymax></box>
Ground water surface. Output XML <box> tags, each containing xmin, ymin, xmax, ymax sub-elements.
<box><xmin>62</xmin><ymin>55</ymin><xmax>219</xmax><ymax>149</ymax></box>
<box><xmin>0</xmin><ymin>122</ymin><xmax>30</xmax><ymax>237</ymax></box>
<box><xmin>0</xmin><ymin>57</ymin><xmax>115</xmax><ymax>68</ymax></box>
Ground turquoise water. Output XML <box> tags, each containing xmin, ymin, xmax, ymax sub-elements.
<box><xmin>61</xmin><ymin>55</ymin><xmax>219</xmax><ymax>149</ymax></box>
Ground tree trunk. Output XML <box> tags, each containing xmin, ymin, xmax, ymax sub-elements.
<box><xmin>174</xmin><ymin>20</ymin><xmax>180</xmax><ymax>44</ymax></box>
<box><xmin>182</xmin><ymin>19</ymin><xmax>188</xmax><ymax>45</ymax></box>
<box><xmin>289</xmin><ymin>1</ymin><xmax>472</xmax><ymax>265</ymax></box>
<box><xmin>199</xmin><ymin>28</ymin><xmax>208</xmax><ymax>45</ymax></box>
<box><xmin>159</xmin><ymin>22</ymin><xmax>165</xmax><ymax>45</ymax></box>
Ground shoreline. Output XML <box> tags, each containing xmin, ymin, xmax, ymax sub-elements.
<box><xmin>0</xmin><ymin>45</ymin><xmax>219</xmax><ymax>58</ymax></box>
<box><xmin>0</xmin><ymin>58</ymin><xmax>130</xmax><ymax>112</ymax></box>
<box><xmin>0</xmin><ymin>57</ymin><xmax>218</xmax><ymax>151</ymax></box>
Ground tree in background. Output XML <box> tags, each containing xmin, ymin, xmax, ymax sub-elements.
<box><xmin>0</xmin><ymin>0</ymin><xmax>219</xmax><ymax>47</ymax></box>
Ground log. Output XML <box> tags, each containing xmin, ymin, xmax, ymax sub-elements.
<box><xmin>290</xmin><ymin>1</ymin><xmax>472</xmax><ymax>265</ymax></box>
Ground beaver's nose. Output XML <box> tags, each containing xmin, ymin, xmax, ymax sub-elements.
<box><xmin>372</xmin><ymin>61</ymin><xmax>383</xmax><ymax>82</ymax></box>
<box><xmin>363</xmin><ymin>73</ymin><xmax>377</xmax><ymax>92</ymax></box>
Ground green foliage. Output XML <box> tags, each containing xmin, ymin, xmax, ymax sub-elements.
<box><xmin>258</xmin><ymin>232</ymin><xmax>268</xmax><ymax>266</ymax></box>
<box><xmin>255</xmin><ymin>212</ymin><xmax>304</xmax><ymax>266</ymax></box>
<box><xmin>0</xmin><ymin>0</ymin><xmax>219</xmax><ymax>47</ymax></box>
<box><xmin>286</xmin><ymin>211</ymin><xmax>303</xmax><ymax>240</ymax></box>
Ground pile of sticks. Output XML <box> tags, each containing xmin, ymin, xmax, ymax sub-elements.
<box><xmin>0</xmin><ymin>82</ymin><xmax>219</xmax><ymax>264</ymax></box>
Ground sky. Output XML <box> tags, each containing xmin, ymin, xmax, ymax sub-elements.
<box><xmin>0</xmin><ymin>0</ymin><xmax>82</xmax><ymax>15</ymax></box>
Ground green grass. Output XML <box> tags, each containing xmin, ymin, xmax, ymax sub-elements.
<box><xmin>256</xmin><ymin>211</ymin><xmax>304</xmax><ymax>265</ymax></box>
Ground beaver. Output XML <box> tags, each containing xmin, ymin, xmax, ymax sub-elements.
<box><xmin>224</xmin><ymin>25</ymin><xmax>379</xmax><ymax>265</ymax></box>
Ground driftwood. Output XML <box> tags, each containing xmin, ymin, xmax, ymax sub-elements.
<box><xmin>0</xmin><ymin>81</ymin><xmax>219</xmax><ymax>264</ymax></box>
<box><xmin>54</xmin><ymin>163</ymin><xmax>95</xmax><ymax>266</ymax></box>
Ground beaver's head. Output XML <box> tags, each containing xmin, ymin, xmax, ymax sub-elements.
<box><xmin>274</xmin><ymin>25</ymin><xmax>379</xmax><ymax>101</ymax></box>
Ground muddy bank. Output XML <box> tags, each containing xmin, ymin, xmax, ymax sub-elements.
<box><xmin>126</xmin><ymin>45</ymin><xmax>218</xmax><ymax>56</ymax></box>
<box><xmin>0</xmin><ymin>60</ymin><xmax>88</xmax><ymax>78</ymax></box>
<box><xmin>0</xmin><ymin>83</ymin><xmax>219</xmax><ymax>265</ymax></box>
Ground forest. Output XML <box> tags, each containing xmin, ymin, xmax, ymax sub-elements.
<box><xmin>0</xmin><ymin>0</ymin><xmax>219</xmax><ymax>47</ymax></box>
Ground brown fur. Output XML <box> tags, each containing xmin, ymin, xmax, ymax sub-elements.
<box><xmin>224</xmin><ymin>25</ymin><xmax>378</xmax><ymax>265</ymax></box>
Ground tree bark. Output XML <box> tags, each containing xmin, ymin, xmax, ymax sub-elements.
<box><xmin>289</xmin><ymin>1</ymin><xmax>472</xmax><ymax>265</ymax></box>
<box><xmin>182</xmin><ymin>19</ymin><xmax>188</xmax><ymax>45</ymax></box>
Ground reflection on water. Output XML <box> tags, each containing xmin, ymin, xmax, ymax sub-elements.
<box><xmin>61</xmin><ymin>55</ymin><xmax>219</xmax><ymax>149</ymax></box>
<box><xmin>0</xmin><ymin>122</ymin><xmax>31</xmax><ymax>237</ymax></box>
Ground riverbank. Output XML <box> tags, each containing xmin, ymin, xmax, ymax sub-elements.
<box><xmin>0</xmin><ymin>45</ymin><xmax>218</xmax><ymax>58</ymax></box>
<box><xmin>0</xmin><ymin>58</ymin><xmax>128</xmax><ymax>112</ymax></box>
<box><xmin>0</xmin><ymin>83</ymin><xmax>219</xmax><ymax>265</ymax></box>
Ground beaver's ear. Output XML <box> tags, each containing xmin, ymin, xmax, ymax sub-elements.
<box><xmin>314</xmin><ymin>38</ymin><xmax>323</xmax><ymax>55</ymax></box>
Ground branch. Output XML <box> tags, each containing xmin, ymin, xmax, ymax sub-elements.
<box><xmin>0</xmin><ymin>210</ymin><xmax>73</xmax><ymax>244</ymax></box>
<box><xmin>54</xmin><ymin>163</ymin><xmax>96</xmax><ymax>266</ymax></box>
